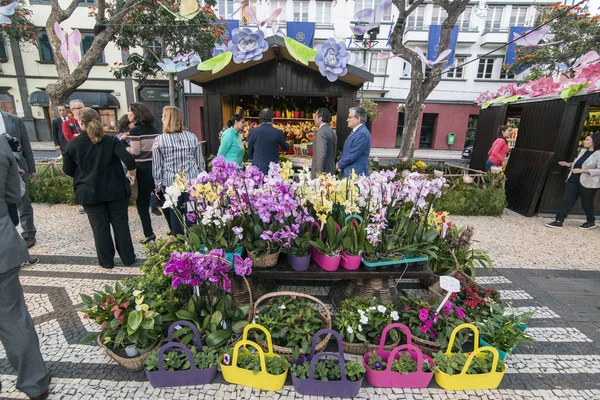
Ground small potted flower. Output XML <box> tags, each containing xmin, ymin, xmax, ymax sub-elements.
<box><xmin>340</xmin><ymin>216</ymin><xmax>367</xmax><ymax>270</ymax></box>
<box><xmin>447</xmin><ymin>274</ymin><xmax>504</xmax><ymax>322</ymax></box>
<box><xmin>291</xmin><ymin>329</ymin><xmax>365</xmax><ymax>398</ymax></box>
<box><xmin>309</xmin><ymin>216</ymin><xmax>348</xmax><ymax>271</ymax></box>
<box><xmin>477</xmin><ymin>311</ymin><xmax>534</xmax><ymax>360</ymax></box>
<box><xmin>334</xmin><ymin>297</ymin><xmax>402</xmax><ymax>354</ymax></box>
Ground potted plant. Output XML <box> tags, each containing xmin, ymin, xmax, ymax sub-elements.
<box><xmin>433</xmin><ymin>324</ymin><xmax>506</xmax><ymax>390</ymax></box>
<box><xmin>363</xmin><ymin>322</ymin><xmax>434</xmax><ymax>389</ymax></box>
<box><xmin>362</xmin><ymin>99</ymin><xmax>380</xmax><ymax>122</ymax></box>
<box><xmin>79</xmin><ymin>284</ymin><xmax>164</xmax><ymax>371</ymax></box>
<box><xmin>334</xmin><ymin>297</ymin><xmax>401</xmax><ymax>354</ymax></box>
<box><xmin>144</xmin><ymin>321</ymin><xmax>218</xmax><ymax>387</ymax></box>
<box><xmin>309</xmin><ymin>216</ymin><xmax>348</xmax><ymax>271</ymax></box>
<box><xmin>291</xmin><ymin>329</ymin><xmax>365</xmax><ymax>398</ymax></box>
<box><xmin>220</xmin><ymin>324</ymin><xmax>290</xmax><ymax>391</ymax></box>
<box><xmin>162</xmin><ymin>248</ymin><xmax>253</xmax><ymax>348</ymax></box>
<box><xmin>477</xmin><ymin>311</ymin><xmax>534</xmax><ymax>360</ymax></box>
<box><xmin>283</xmin><ymin>223</ymin><xmax>312</xmax><ymax>271</ymax></box>
<box><xmin>446</xmin><ymin>273</ymin><xmax>504</xmax><ymax>322</ymax></box>
<box><xmin>397</xmin><ymin>296</ymin><xmax>467</xmax><ymax>356</ymax></box>
<box><xmin>340</xmin><ymin>215</ymin><xmax>366</xmax><ymax>270</ymax></box>
<box><xmin>253</xmin><ymin>293</ymin><xmax>331</xmax><ymax>359</ymax></box>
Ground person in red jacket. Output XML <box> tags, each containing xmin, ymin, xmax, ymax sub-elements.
<box><xmin>62</xmin><ymin>100</ymin><xmax>84</xmax><ymax>142</ymax></box>
<box><xmin>486</xmin><ymin>125</ymin><xmax>512</xmax><ymax>171</ymax></box>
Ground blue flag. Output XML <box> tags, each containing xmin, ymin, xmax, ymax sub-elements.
<box><xmin>286</xmin><ymin>22</ymin><xmax>315</xmax><ymax>47</ymax></box>
<box><xmin>221</xmin><ymin>19</ymin><xmax>239</xmax><ymax>43</ymax></box>
<box><xmin>506</xmin><ymin>26</ymin><xmax>529</xmax><ymax>73</ymax></box>
<box><xmin>386</xmin><ymin>23</ymin><xmax>394</xmax><ymax>46</ymax></box>
<box><xmin>427</xmin><ymin>25</ymin><xmax>458</xmax><ymax>67</ymax></box>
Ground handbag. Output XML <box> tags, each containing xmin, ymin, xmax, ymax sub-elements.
<box><xmin>129</xmin><ymin>176</ymin><xmax>138</xmax><ymax>200</ymax></box>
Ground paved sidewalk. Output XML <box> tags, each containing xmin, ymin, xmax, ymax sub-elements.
<box><xmin>1</xmin><ymin>205</ymin><xmax>599</xmax><ymax>399</ymax></box>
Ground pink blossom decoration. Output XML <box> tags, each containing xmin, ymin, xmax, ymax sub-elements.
<box><xmin>528</xmin><ymin>77</ymin><xmax>561</xmax><ymax>98</ymax></box>
<box><xmin>496</xmin><ymin>82</ymin><xmax>518</xmax><ymax>98</ymax></box>
<box><xmin>475</xmin><ymin>91</ymin><xmax>494</xmax><ymax>106</ymax></box>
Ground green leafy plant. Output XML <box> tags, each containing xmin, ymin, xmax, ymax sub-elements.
<box><xmin>341</xmin><ymin>217</ymin><xmax>367</xmax><ymax>256</ymax></box>
<box><xmin>448</xmin><ymin>273</ymin><xmax>503</xmax><ymax>322</ymax></box>
<box><xmin>334</xmin><ymin>297</ymin><xmax>400</xmax><ymax>346</ymax></box>
<box><xmin>145</xmin><ymin>346</ymin><xmax>219</xmax><ymax>371</ymax></box>
<box><xmin>254</xmin><ymin>296</ymin><xmax>325</xmax><ymax>358</ymax></box>
<box><xmin>366</xmin><ymin>353</ymin><xmax>432</xmax><ymax>374</ymax></box>
<box><xmin>282</xmin><ymin>223</ymin><xmax>312</xmax><ymax>257</ymax></box>
<box><xmin>290</xmin><ymin>358</ymin><xmax>365</xmax><ymax>382</ymax></box>
<box><xmin>432</xmin><ymin>351</ymin><xmax>505</xmax><ymax>375</ymax></box>
<box><xmin>309</xmin><ymin>216</ymin><xmax>348</xmax><ymax>257</ymax></box>
<box><xmin>222</xmin><ymin>348</ymin><xmax>290</xmax><ymax>375</ymax></box>
<box><xmin>27</xmin><ymin>166</ymin><xmax>75</xmax><ymax>205</ymax></box>
<box><xmin>478</xmin><ymin>311</ymin><xmax>535</xmax><ymax>354</ymax></box>
<box><xmin>362</xmin><ymin>99</ymin><xmax>380</xmax><ymax>122</ymax></box>
<box><xmin>434</xmin><ymin>187</ymin><xmax>505</xmax><ymax>216</ymax></box>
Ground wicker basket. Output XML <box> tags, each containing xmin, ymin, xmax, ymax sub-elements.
<box><xmin>231</xmin><ymin>275</ymin><xmax>277</xmax><ymax>308</ymax></box>
<box><xmin>253</xmin><ymin>291</ymin><xmax>332</xmax><ymax>361</ymax></box>
<box><xmin>410</xmin><ymin>335</ymin><xmax>441</xmax><ymax>357</ymax></box>
<box><xmin>428</xmin><ymin>270</ymin><xmax>475</xmax><ymax>323</ymax></box>
<box><xmin>248</xmin><ymin>250</ymin><xmax>280</xmax><ymax>268</ymax></box>
<box><xmin>342</xmin><ymin>336</ymin><xmax>401</xmax><ymax>355</ymax></box>
<box><xmin>330</xmin><ymin>279</ymin><xmax>401</xmax><ymax>312</ymax></box>
<box><xmin>97</xmin><ymin>335</ymin><xmax>158</xmax><ymax>372</ymax></box>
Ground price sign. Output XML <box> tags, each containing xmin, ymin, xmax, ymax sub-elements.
<box><xmin>435</xmin><ymin>276</ymin><xmax>461</xmax><ymax>314</ymax></box>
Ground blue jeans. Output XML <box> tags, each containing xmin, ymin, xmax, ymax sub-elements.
<box><xmin>485</xmin><ymin>159</ymin><xmax>498</xmax><ymax>172</ymax></box>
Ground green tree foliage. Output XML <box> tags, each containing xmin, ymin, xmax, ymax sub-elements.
<box><xmin>0</xmin><ymin>0</ymin><xmax>37</xmax><ymax>46</ymax></box>
<box><xmin>110</xmin><ymin>0</ymin><xmax>224</xmax><ymax>81</ymax></box>
<box><xmin>507</xmin><ymin>3</ymin><xmax>600</xmax><ymax>81</ymax></box>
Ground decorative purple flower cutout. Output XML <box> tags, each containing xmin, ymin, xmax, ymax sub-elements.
<box><xmin>314</xmin><ymin>38</ymin><xmax>351</xmax><ymax>82</ymax></box>
<box><xmin>228</xmin><ymin>27</ymin><xmax>268</xmax><ymax>64</ymax></box>
<box><xmin>212</xmin><ymin>43</ymin><xmax>229</xmax><ymax>58</ymax></box>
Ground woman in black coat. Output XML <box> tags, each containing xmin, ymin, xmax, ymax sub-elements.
<box><xmin>63</xmin><ymin>108</ymin><xmax>137</xmax><ymax>269</ymax></box>
<box><xmin>127</xmin><ymin>103</ymin><xmax>160</xmax><ymax>243</ymax></box>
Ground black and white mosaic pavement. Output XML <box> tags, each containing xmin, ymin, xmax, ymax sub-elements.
<box><xmin>1</xmin><ymin>205</ymin><xmax>599</xmax><ymax>399</ymax></box>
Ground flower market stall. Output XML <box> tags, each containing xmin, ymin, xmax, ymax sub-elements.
<box><xmin>177</xmin><ymin>35</ymin><xmax>374</xmax><ymax>158</ymax></box>
<box><xmin>470</xmin><ymin>51</ymin><xmax>600</xmax><ymax>216</ymax></box>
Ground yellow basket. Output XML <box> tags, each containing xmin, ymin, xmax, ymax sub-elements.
<box><xmin>434</xmin><ymin>323</ymin><xmax>506</xmax><ymax>391</ymax></box>
<box><xmin>219</xmin><ymin>324</ymin><xmax>288</xmax><ymax>392</ymax></box>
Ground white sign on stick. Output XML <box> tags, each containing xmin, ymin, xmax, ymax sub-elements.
<box><xmin>435</xmin><ymin>276</ymin><xmax>461</xmax><ymax>314</ymax></box>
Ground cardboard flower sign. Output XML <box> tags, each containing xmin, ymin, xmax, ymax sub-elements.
<box><xmin>229</xmin><ymin>28</ymin><xmax>269</xmax><ymax>64</ymax></box>
<box><xmin>314</xmin><ymin>38</ymin><xmax>351</xmax><ymax>82</ymax></box>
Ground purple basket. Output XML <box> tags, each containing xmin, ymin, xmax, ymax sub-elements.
<box><xmin>291</xmin><ymin>329</ymin><xmax>363</xmax><ymax>398</ymax></box>
<box><xmin>145</xmin><ymin>321</ymin><xmax>217</xmax><ymax>388</ymax></box>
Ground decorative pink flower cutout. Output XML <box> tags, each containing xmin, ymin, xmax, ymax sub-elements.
<box><xmin>528</xmin><ymin>77</ymin><xmax>561</xmax><ymax>98</ymax></box>
<box><xmin>579</xmin><ymin>63</ymin><xmax>600</xmax><ymax>81</ymax></box>
<box><xmin>475</xmin><ymin>90</ymin><xmax>494</xmax><ymax>106</ymax></box>
<box><xmin>496</xmin><ymin>82</ymin><xmax>518</xmax><ymax>98</ymax></box>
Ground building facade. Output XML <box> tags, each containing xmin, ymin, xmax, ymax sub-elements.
<box><xmin>0</xmin><ymin>0</ymin><xmax>173</xmax><ymax>143</ymax></box>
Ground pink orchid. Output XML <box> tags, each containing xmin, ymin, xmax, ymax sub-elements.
<box><xmin>496</xmin><ymin>82</ymin><xmax>518</xmax><ymax>98</ymax></box>
<box><xmin>120</xmin><ymin>301</ymin><xmax>130</xmax><ymax>309</ymax></box>
<box><xmin>528</xmin><ymin>77</ymin><xmax>560</xmax><ymax>98</ymax></box>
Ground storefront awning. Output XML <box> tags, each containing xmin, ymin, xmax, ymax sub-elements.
<box><xmin>29</xmin><ymin>91</ymin><xmax>121</xmax><ymax>108</ymax></box>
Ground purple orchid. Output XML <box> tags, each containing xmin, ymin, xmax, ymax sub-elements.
<box><xmin>228</xmin><ymin>28</ymin><xmax>268</xmax><ymax>64</ymax></box>
<box><xmin>314</xmin><ymin>38</ymin><xmax>351</xmax><ymax>82</ymax></box>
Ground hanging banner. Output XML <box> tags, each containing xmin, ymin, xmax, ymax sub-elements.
<box><xmin>427</xmin><ymin>25</ymin><xmax>458</xmax><ymax>67</ymax></box>
<box><xmin>385</xmin><ymin>22</ymin><xmax>394</xmax><ymax>46</ymax></box>
<box><xmin>506</xmin><ymin>26</ymin><xmax>530</xmax><ymax>73</ymax></box>
<box><xmin>286</xmin><ymin>22</ymin><xmax>315</xmax><ymax>48</ymax></box>
<box><xmin>221</xmin><ymin>19</ymin><xmax>239</xmax><ymax>42</ymax></box>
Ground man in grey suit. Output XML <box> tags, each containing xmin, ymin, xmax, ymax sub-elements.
<box><xmin>311</xmin><ymin>108</ymin><xmax>337</xmax><ymax>178</ymax></box>
<box><xmin>1</xmin><ymin>111</ymin><xmax>37</xmax><ymax>248</ymax></box>
<box><xmin>0</xmin><ymin>135</ymin><xmax>50</xmax><ymax>400</ymax></box>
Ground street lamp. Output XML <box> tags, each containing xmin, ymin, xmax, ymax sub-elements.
<box><xmin>352</xmin><ymin>25</ymin><xmax>379</xmax><ymax>104</ymax></box>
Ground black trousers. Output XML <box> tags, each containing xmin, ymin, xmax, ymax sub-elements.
<box><xmin>8</xmin><ymin>202</ymin><xmax>19</xmax><ymax>226</ymax></box>
<box><xmin>84</xmin><ymin>197</ymin><xmax>136</xmax><ymax>268</ymax></box>
<box><xmin>135</xmin><ymin>162</ymin><xmax>155</xmax><ymax>238</ymax></box>
<box><xmin>556</xmin><ymin>180</ymin><xmax>598</xmax><ymax>223</ymax></box>
<box><xmin>161</xmin><ymin>192</ymin><xmax>190</xmax><ymax>237</ymax></box>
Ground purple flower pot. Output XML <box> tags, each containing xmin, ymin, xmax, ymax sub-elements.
<box><xmin>145</xmin><ymin>342</ymin><xmax>217</xmax><ymax>388</ymax></box>
<box><xmin>291</xmin><ymin>329</ymin><xmax>363</xmax><ymax>398</ymax></box>
<box><xmin>287</xmin><ymin>254</ymin><xmax>311</xmax><ymax>271</ymax></box>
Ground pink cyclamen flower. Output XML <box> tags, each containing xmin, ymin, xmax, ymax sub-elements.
<box><xmin>456</xmin><ymin>307</ymin><xmax>466</xmax><ymax>319</ymax></box>
<box><xmin>429</xmin><ymin>331</ymin><xmax>436</xmax><ymax>339</ymax></box>
<box><xmin>419</xmin><ymin>325</ymin><xmax>429</xmax><ymax>334</ymax></box>
<box><xmin>418</xmin><ymin>308</ymin><xmax>429</xmax><ymax>322</ymax></box>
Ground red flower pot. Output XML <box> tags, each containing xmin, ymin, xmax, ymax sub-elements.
<box><xmin>275</xmin><ymin>111</ymin><xmax>281</xmax><ymax>118</ymax></box>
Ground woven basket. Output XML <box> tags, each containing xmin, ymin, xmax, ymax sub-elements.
<box><xmin>253</xmin><ymin>291</ymin><xmax>332</xmax><ymax>361</ymax></box>
<box><xmin>97</xmin><ymin>335</ymin><xmax>158</xmax><ymax>372</ymax></box>
<box><xmin>248</xmin><ymin>250</ymin><xmax>280</xmax><ymax>268</ymax></box>
<box><xmin>342</xmin><ymin>336</ymin><xmax>401</xmax><ymax>355</ymax></box>
<box><xmin>231</xmin><ymin>275</ymin><xmax>277</xmax><ymax>308</ymax></box>
<box><xmin>330</xmin><ymin>279</ymin><xmax>400</xmax><ymax>312</ymax></box>
<box><xmin>410</xmin><ymin>335</ymin><xmax>441</xmax><ymax>357</ymax></box>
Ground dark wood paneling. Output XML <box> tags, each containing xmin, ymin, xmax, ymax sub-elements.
<box><xmin>517</xmin><ymin>100</ymin><xmax>567</xmax><ymax>151</ymax></box>
<box><xmin>505</xmin><ymin>148</ymin><xmax>554</xmax><ymax>216</ymax></box>
<box><xmin>204</xmin><ymin>94</ymin><xmax>223</xmax><ymax>156</ymax></box>
<box><xmin>470</xmin><ymin>105</ymin><xmax>507</xmax><ymax>171</ymax></box>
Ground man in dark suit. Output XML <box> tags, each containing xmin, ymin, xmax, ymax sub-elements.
<box><xmin>0</xmin><ymin>135</ymin><xmax>50</xmax><ymax>400</ymax></box>
<box><xmin>311</xmin><ymin>107</ymin><xmax>337</xmax><ymax>178</ymax></box>
<box><xmin>247</xmin><ymin>108</ymin><xmax>290</xmax><ymax>175</ymax></box>
<box><xmin>52</xmin><ymin>105</ymin><xmax>69</xmax><ymax>155</ymax></box>
<box><xmin>0</xmin><ymin>111</ymin><xmax>37</xmax><ymax>248</ymax></box>
<box><xmin>336</xmin><ymin>106</ymin><xmax>372</xmax><ymax>177</ymax></box>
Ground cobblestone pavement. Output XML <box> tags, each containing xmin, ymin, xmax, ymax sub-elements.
<box><xmin>1</xmin><ymin>205</ymin><xmax>600</xmax><ymax>400</ymax></box>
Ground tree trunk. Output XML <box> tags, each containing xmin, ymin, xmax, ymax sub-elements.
<box><xmin>399</xmin><ymin>104</ymin><xmax>422</xmax><ymax>158</ymax></box>
<box><xmin>168</xmin><ymin>73</ymin><xmax>176</xmax><ymax>107</ymax></box>
<box><xmin>46</xmin><ymin>86</ymin><xmax>70</xmax><ymax>119</ymax></box>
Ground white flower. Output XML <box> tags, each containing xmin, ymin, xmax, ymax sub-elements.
<box><xmin>368</xmin><ymin>306</ymin><xmax>377</xmax><ymax>311</ymax></box>
<box><xmin>434</xmin><ymin>170</ymin><xmax>444</xmax><ymax>178</ymax></box>
<box><xmin>279</xmin><ymin>304</ymin><xmax>286</xmax><ymax>310</ymax></box>
<box><xmin>360</xmin><ymin>315</ymin><xmax>369</xmax><ymax>325</ymax></box>
<box><xmin>358</xmin><ymin>325</ymin><xmax>363</xmax><ymax>332</ymax></box>
<box><xmin>347</xmin><ymin>326</ymin><xmax>354</xmax><ymax>334</ymax></box>
<box><xmin>463</xmin><ymin>175</ymin><xmax>474</xmax><ymax>184</ymax></box>
<box><xmin>391</xmin><ymin>311</ymin><xmax>399</xmax><ymax>321</ymax></box>
<box><xmin>358</xmin><ymin>309</ymin><xmax>365</xmax><ymax>316</ymax></box>
<box><xmin>377</xmin><ymin>305</ymin><xmax>386</xmax><ymax>313</ymax></box>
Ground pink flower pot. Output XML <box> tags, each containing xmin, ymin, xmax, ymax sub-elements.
<box><xmin>340</xmin><ymin>251</ymin><xmax>362</xmax><ymax>270</ymax></box>
<box><xmin>310</xmin><ymin>246</ymin><xmax>340</xmax><ymax>271</ymax></box>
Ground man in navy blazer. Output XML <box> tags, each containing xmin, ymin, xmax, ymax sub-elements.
<box><xmin>247</xmin><ymin>108</ymin><xmax>290</xmax><ymax>175</ymax></box>
<box><xmin>336</xmin><ymin>106</ymin><xmax>371</xmax><ymax>177</ymax></box>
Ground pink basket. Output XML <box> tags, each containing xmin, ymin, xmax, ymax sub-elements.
<box><xmin>363</xmin><ymin>323</ymin><xmax>435</xmax><ymax>388</ymax></box>
<box><xmin>309</xmin><ymin>222</ymin><xmax>341</xmax><ymax>271</ymax></box>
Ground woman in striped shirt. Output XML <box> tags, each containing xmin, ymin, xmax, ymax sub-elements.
<box><xmin>128</xmin><ymin>103</ymin><xmax>160</xmax><ymax>244</ymax></box>
<box><xmin>152</xmin><ymin>106</ymin><xmax>205</xmax><ymax>236</ymax></box>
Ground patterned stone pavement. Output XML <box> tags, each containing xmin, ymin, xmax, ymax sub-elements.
<box><xmin>1</xmin><ymin>205</ymin><xmax>600</xmax><ymax>399</ymax></box>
